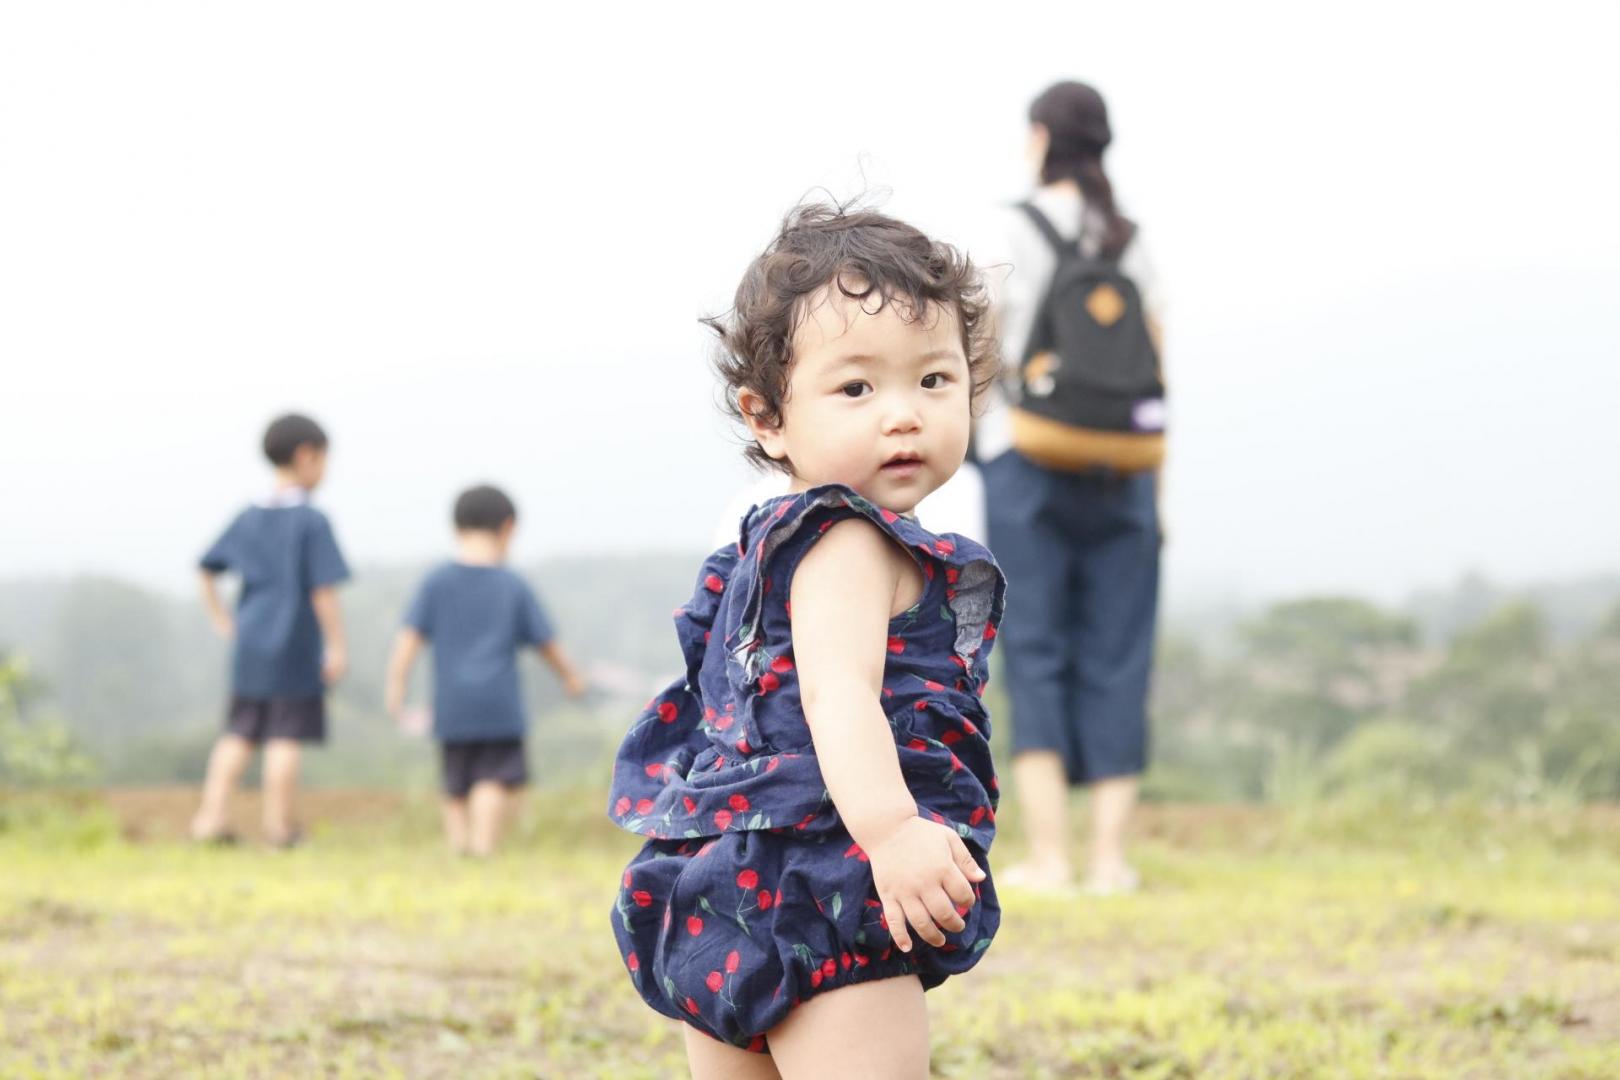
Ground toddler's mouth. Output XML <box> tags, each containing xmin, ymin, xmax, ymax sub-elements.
<box><xmin>880</xmin><ymin>452</ymin><xmax>924</xmax><ymax>477</ymax></box>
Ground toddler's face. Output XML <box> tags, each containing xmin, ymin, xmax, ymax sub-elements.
<box><xmin>745</xmin><ymin>287</ymin><xmax>971</xmax><ymax>513</ymax></box>
<box><xmin>291</xmin><ymin>446</ymin><xmax>328</xmax><ymax>491</ymax></box>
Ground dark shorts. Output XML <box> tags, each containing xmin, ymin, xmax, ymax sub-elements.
<box><xmin>440</xmin><ymin>738</ymin><xmax>528</xmax><ymax>798</ymax></box>
<box><xmin>226</xmin><ymin>696</ymin><xmax>327</xmax><ymax>744</ymax></box>
<box><xmin>984</xmin><ymin>449</ymin><xmax>1161</xmax><ymax>784</ymax></box>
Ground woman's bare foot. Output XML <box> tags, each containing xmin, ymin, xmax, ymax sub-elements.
<box><xmin>1000</xmin><ymin>858</ymin><xmax>1075</xmax><ymax>893</ymax></box>
<box><xmin>1082</xmin><ymin>861</ymin><xmax>1140</xmax><ymax>896</ymax></box>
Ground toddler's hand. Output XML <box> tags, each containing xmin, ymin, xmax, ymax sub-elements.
<box><xmin>322</xmin><ymin>646</ymin><xmax>348</xmax><ymax>686</ymax></box>
<box><xmin>563</xmin><ymin>672</ymin><xmax>588</xmax><ymax>699</ymax></box>
<box><xmin>866</xmin><ymin>817</ymin><xmax>986</xmax><ymax>953</ymax></box>
<box><xmin>210</xmin><ymin>613</ymin><xmax>235</xmax><ymax>640</ymax></box>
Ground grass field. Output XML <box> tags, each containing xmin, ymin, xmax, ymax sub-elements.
<box><xmin>2</xmin><ymin>788</ymin><xmax>1618</xmax><ymax>1079</ymax></box>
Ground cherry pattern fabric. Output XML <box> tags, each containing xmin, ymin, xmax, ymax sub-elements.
<box><xmin>608</xmin><ymin>484</ymin><xmax>1006</xmax><ymax>1049</ymax></box>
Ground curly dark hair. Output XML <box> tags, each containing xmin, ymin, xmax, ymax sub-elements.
<box><xmin>704</xmin><ymin>201</ymin><xmax>999</xmax><ymax>473</ymax></box>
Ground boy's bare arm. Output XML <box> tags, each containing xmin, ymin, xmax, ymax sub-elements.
<box><xmin>536</xmin><ymin>641</ymin><xmax>587</xmax><ymax>698</ymax></box>
<box><xmin>791</xmin><ymin>519</ymin><xmax>984</xmax><ymax>953</ymax></box>
<box><xmin>199</xmin><ymin>570</ymin><xmax>233</xmax><ymax>638</ymax></box>
<box><xmin>310</xmin><ymin>585</ymin><xmax>348</xmax><ymax>685</ymax></box>
<box><xmin>384</xmin><ymin>628</ymin><xmax>424</xmax><ymax>718</ymax></box>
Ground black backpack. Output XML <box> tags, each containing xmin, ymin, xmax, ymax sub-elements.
<box><xmin>1009</xmin><ymin>202</ymin><xmax>1166</xmax><ymax>471</ymax></box>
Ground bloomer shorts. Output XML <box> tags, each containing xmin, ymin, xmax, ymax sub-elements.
<box><xmin>226</xmin><ymin>696</ymin><xmax>326</xmax><ymax>744</ymax></box>
<box><xmin>439</xmin><ymin>738</ymin><xmax>529</xmax><ymax>797</ymax></box>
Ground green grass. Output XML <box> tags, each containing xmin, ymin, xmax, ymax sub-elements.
<box><xmin>2</xmin><ymin>791</ymin><xmax>1618</xmax><ymax>1078</ymax></box>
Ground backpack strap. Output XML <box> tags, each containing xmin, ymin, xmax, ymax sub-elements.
<box><xmin>1016</xmin><ymin>202</ymin><xmax>1076</xmax><ymax>258</ymax></box>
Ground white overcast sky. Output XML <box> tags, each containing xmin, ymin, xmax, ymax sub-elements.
<box><xmin>2</xmin><ymin>1</ymin><xmax>1617</xmax><ymax>607</ymax></box>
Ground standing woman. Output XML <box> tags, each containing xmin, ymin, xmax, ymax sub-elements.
<box><xmin>977</xmin><ymin>81</ymin><xmax>1166</xmax><ymax>894</ymax></box>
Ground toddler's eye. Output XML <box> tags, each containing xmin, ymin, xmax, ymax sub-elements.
<box><xmin>921</xmin><ymin>372</ymin><xmax>951</xmax><ymax>389</ymax></box>
<box><xmin>840</xmin><ymin>381</ymin><xmax>871</xmax><ymax>398</ymax></box>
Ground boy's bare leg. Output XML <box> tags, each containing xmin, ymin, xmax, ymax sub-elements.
<box><xmin>442</xmin><ymin>797</ymin><xmax>471</xmax><ymax>856</ymax></box>
<box><xmin>767</xmin><ymin>975</ymin><xmax>928</xmax><ymax>1079</ymax></box>
<box><xmin>191</xmin><ymin>734</ymin><xmax>254</xmax><ymax>839</ymax></box>
<box><xmin>467</xmin><ymin>780</ymin><xmax>510</xmax><ymax>858</ymax></box>
<box><xmin>683</xmin><ymin>1026</ymin><xmax>783</xmax><ymax>1080</ymax></box>
<box><xmin>1003</xmin><ymin>749</ymin><xmax>1073</xmax><ymax>888</ymax></box>
<box><xmin>261</xmin><ymin>739</ymin><xmax>302</xmax><ymax>843</ymax></box>
<box><xmin>1087</xmin><ymin>774</ymin><xmax>1139</xmax><ymax>885</ymax></box>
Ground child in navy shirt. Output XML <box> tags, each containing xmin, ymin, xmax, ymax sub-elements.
<box><xmin>191</xmin><ymin>413</ymin><xmax>351</xmax><ymax>847</ymax></box>
<box><xmin>385</xmin><ymin>484</ymin><xmax>586</xmax><ymax>857</ymax></box>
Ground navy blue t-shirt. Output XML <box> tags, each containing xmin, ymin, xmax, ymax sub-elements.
<box><xmin>404</xmin><ymin>562</ymin><xmax>556</xmax><ymax>742</ymax></box>
<box><xmin>200</xmin><ymin>501</ymin><xmax>351</xmax><ymax>699</ymax></box>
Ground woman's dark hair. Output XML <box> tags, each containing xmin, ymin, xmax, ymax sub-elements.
<box><xmin>704</xmin><ymin>201</ymin><xmax>999</xmax><ymax>473</ymax></box>
<box><xmin>1029</xmin><ymin>80</ymin><xmax>1135</xmax><ymax>256</ymax></box>
<box><xmin>262</xmin><ymin>413</ymin><xmax>328</xmax><ymax>466</ymax></box>
<box><xmin>453</xmin><ymin>484</ymin><xmax>517</xmax><ymax>532</ymax></box>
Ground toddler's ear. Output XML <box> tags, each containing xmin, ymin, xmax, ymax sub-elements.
<box><xmin>737</xmin><ymin>387</ymin><xmax>788</xmax><ymax>462</ymax></box>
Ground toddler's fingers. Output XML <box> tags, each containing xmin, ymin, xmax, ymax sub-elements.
<box><xmin>942</xmin><ymin>865</ymin><xmax>976</xmax><ymax>910</ymax></box>
<box><xmin>902</xmin><ymin>895</ymin><xmax>946</xmax><ymax>948</ymax></box>
<box><xmin>922</xmin><ymin>886</ymin><xmax>966</xmax><ymax>934</ymax></box>
<box><xmin>948</xmin><ymin>833</ymin><xmax>986</xmax><ymax>882</ymax></box>
<box><xmin>881</xmin><ymin>894</ymin><xmax>912</xmax><ymax>953</ymax></box>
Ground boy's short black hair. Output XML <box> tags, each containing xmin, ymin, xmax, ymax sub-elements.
<box><xmin>262</xmin><ymin>413</ymin><xmax>329</xmax><ymax>466</ymax></box>
<box><xmin>454</xmin><ymin>485</ymin><xmax>517</xmax><ymax>532</ymax></box>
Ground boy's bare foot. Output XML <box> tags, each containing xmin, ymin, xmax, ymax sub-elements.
<box><xmin>999</xmin><ymin>859</ymin><xmax>1075</xmax><ymax>894</ymax></box>
<box><xmin>189</xmin><ymin>815</ymin><xmax>238</xmax><ymax>845</ymax></box>
<box><xmin>1082</xmin><ymin>862</ymin><xmax>1140</xmax><ymax>897</ymax></box>
<box><xmin>264</xmin><ymin>826</ymin><xmax>304</xmax><ymax>850</ymax></box>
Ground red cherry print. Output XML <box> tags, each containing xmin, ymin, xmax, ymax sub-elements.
<box><xmin>906</xmin><ymin>738</ymin><xmax>927</xmax><ymax>752</ymax></box>
<box><xmin>775</xmin><ymin>501</ymin><xmax>791</xmax><ymax>519</ymax></box>
<box><xmin>880</xmin><ymin>508</ymin><xmax>898</xmax><ymax>523</ymax></box>
<box><xmin>715</xmin><ymin>715</ymin><xmax>734</xmax><ymax>730</ymax></box>
<box><xmin>627</xmin><ymin>953</ymin><xmax>640</xmax><ymax>971</ymax></box>
<box><xmin>697</xmin><ymin>840</ymin><xmax>717</xmax><ymax>857</ymax></box>
<box><xmin>614</xmin><ymin>797</ymin><xmax>631</xmax><ymax>816</ymax></box>
<box><xmin>844</xmin><ymin>842</ymin><xmax>868</xmax><ymax>862</ymax></box>
<box><xmin>622</xmin><ymin>870</ymin><xmax>634</xmax><ymax>888</ymax></box>
<box><xmin>704</xmin><ymin>707</ymin><xmax>717</xmax><ymax>721</ymax></box>
<box><xmin>821</xmin><ymin>958</ymin><xmax>836</xmax><ymax>980</ymax></box>
<box><xmin>770</xmin><ymin>655</ymin><xmax>794</xmax><ymax>674</ymax></box>
<box><xmin>969</xmin><ymin>806</ymin><xmax>987</xmax><ymax>826</ymax></box>
<box><xmin>758</xmin><ymin>889</ymin><xmax>773</xmax><ymax>910</ymax></box>
<box><xmin>657</xmin><ymin>701</ymin><xmax>679</xmax><ymax>724</ymax></box>
<box><xmin>914</xmin><ymin>701</ymin><xmax>928</xmax><ymax>711</ymax></box>
<box><xmin>924</xmin><ymin>680</ymin><xmax>944</xmax><ymax>692</ymax></box>
<box><xmin>784</xmin><ymin>601</ymin><xmax>792</xmax><ymax>618</ymax></box>
<box><xmin>949</xmin><ymin>753</ymin><xmax>964</xmax><ymax>771</ymax></box>
<box><xmin>736</xmin><ymin>736</ymin><xmax>752</xmax><ymax>754</ymax></box>
<box><xmin>883</xmin><ymin>688</ymin><xmax>894</xmax><ymax>698</ymax></box>
<box><xmin>935</xmin><ymin>539</ymin><xmax>955</xmax><ymax>555</ymax></box>
<box><xmin>634</xmin><ymin>798</ymin><xmax>654</xmax><ymax>815</ymax></box>
<box><xmin>704</xmin><ymin>631</ymin><xmax>711</xmax><ymax>643</ymax></box>
<box><xmin>687</xmin><ymin>915</ymin><xmax>704</xmax><ymax>935</ymax></box>
<box><xmin>765</xmin><ymin>757</ymin><xmax>780</xmax><ymax>773</ymax></box>
<box><xmin>983</xmin><ymin>623</ymin><xmax>996</xmax><ymax>639</ymax></box>
<box><xmin>632</xmin><ymin>890</ymin><xmax>653</xmax><ymax>907</ymax></box>
<box><xmin>706</xmin><ymin>970</ymin><xmax>724</xmax><ymax>992</ymax></box>
<box><xmin>685</xmin><ymin>996</ymin><xmax>700</xmax><ymax>1015</ymax></box>
<box><xmin>840</xmin><ymin>952</ymin><xmax>852</xmax><ymax>971</ymax></box>
<box><xmin>683</xmin><ymin>796</ymin><xmax>697</xmax><ymax>814</ymax></box>
<box><xmin>704</xmin><ymin>574</ymin><xmax>725</xmax><ymax>593</ymax></box>
<box><xmin>886</xmin><ymin>636</ymin><xmax>905</xmax><ymax>654</ymax></box>
<box><xmin>945</xmin><ymin>567</ymin><xmax>959</xmax><ymax>584</ymax></box>
<box><xmin>763</xmin><ymin>577</ymin><xmax>772</xmax><ymax>595</ymax></box>
<box><xmin>963</xmin><ymin>718</ymin><xmax>977</xmax><ymax>734</ymax></box>
<box><xmin>855</xmin><ymin>953</ymin><xmax>869</xmax><ymax>967</ymax></box>
<box><xmin>880</xmin><ymin>946</ymin><xmax>892</xmax><ymax>961</ymax></box>
<box><xmin>759</xmin><ymin>672</ymin><xmax>780</xmax><ymax>693</ymax></box>
<box><xmin>725</xmin><ymin>949</ymin><xmax>741</xmax><ymax>974</ymax></box>
<box><xmin>714</xmin><ymin>809</ymin><xmax>733</xmax><ymax>829</ymax></box>
<box><xmin>644</xmin><ymin>762</ymin><xmax>663</xmax><ymax>777</ymax></box>
<box><xmin>818</xmin><ymin>520</ymin><xmax>833</xmax><ymax>533</ymax></box>
<box><xmin>729</xmin><ymin>793</ymin><xmax>751</xmax><ymax>812</ymax></box>
<box><xmin>941</xmin><ymin>730</ymin><xmax>963</xmax><ymax>746</ymax></box>
<box><xmin>810</xmin><ymin>969</ymin><xmax>823</xmax><ymax>988</ymax></box>
<box><xmin>949</xmin><ymin>655</ymin><xmax>968</xmax><ymax>669</ymax></box>
<box><xmin>879</xmin><ymin>912</ymin><xmax>888</xmax><ymax>930</ymax></box>
<box><xmin>748</xmin><ymin>1036</ymin><xmax>766</xmax><ymax>1052</ymax></box>
<box><xmin>922</xmin><ymin>561</ymin><xmax>935</xmax><ymax>581</ymax></box>
<box><xmin>737</xmin><ymin>868</ymin><xmax>760</xmax><ymax>889</ymax></box>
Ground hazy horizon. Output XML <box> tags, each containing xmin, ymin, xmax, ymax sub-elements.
<box><xmin>4</xmin><ymin>2</ymin><xmax>1617</xmax><ymax>606</ymax></box>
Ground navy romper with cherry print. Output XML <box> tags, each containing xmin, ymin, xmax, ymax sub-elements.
<box><xmin>607</xmin><ymin>484</ymin><xmax>1007</xmax><ymax>1050</ymax></box>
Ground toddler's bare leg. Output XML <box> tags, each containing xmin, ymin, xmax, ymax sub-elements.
<box><xmin>683</xmin><ymin>1025</ymin><xmax>782</xmax><ymax>1080</ymax></box>
<box><xmin>191</xmin><ymin>734</ymin><xmax>254</xmax><ymax>839</ymax></box>
<box><xmin>766</xmin><ymin>975</ymin><xmax>928</xmax><ymax>1079</ymax></box>
<box><xmin>441</xmin><ymin>797</ymin><xmax>470</xmax><ymax>856</ymax></box>
<box><xmin>261</xmin><ymin>739</ymin><xmax>301</xmax><ymax>843</ymax></box>
<box><xmin>467</xmin><ymin>780</ymin><xmax>508</xmax><ymax>857</ymax></box>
